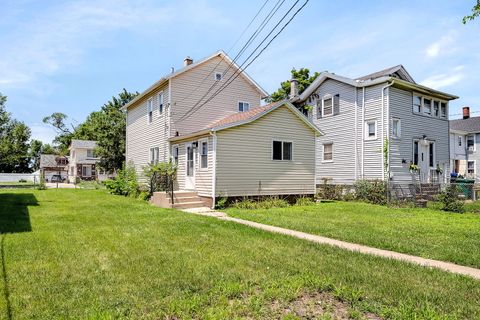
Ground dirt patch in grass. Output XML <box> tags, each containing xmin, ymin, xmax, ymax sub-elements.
<box><xmin>270</xmin><ymin>291</ymin><xmax>382</xmax><ymax>319</ymax></box>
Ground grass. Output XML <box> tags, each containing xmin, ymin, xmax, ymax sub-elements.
<box><xmin>0</xmin><ymin>190</ymin><xmax>478</xmax><ymax>319</ymax></box>
<box><xmin>226</xmin><ymin>201</ymin><xmax>480</xmax><ymax>269</ymax></box>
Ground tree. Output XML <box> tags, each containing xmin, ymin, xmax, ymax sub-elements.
<box><xmin>0</xmin><ymin>93</ymin><xmax>32</xmax><ymax>173</ymax></box>
<box><xmin>42</xmin><ymin>112</ymin><xmax>76</xmax><ymax>154</ymax></box>
<box><xmin>268</xmin><ymin>68</ymin><xmax>320</xmax><ymax>102</ymax></box>
<box><xmin>29</xmin><ymin>139</ymin><xmax>57</xmax><ymax>171</ymax></box>
<box><xmin>463</xmin><ymin>1</ymin><xmax>480</xmax><ymax>24</ymax></box>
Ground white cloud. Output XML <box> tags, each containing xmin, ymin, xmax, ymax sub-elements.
<box><xmin>30</xmin><ymin>124</ymin><xmax>57</xmax><ymax>144</ymax></box>
<box><xmin>425</xmin><ymin>31</ymin><xmax>457</xmax><ymax>58</ymax></box>
<box><xmin>420</xmin><ymin>66</ymin><xmax>464</xmax><ymax>89</ymax></box>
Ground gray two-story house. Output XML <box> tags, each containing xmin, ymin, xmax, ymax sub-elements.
<box><xmin>291</xmin><ymin>65</ymin><xmax>458</xmax><ymax>185</ymax></box>
<box><xmin>450</xmin><ymin>107</ymin><xmax>479</xmax><ymax>181</ymax></box>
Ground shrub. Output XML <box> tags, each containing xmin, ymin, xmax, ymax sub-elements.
<box><xmin>354</xmin><ymin>180</ymin><xmax>387</xmax><ymax>205</ymax></box>
<box><xmin>317</xmin><ymin>179</ymin><xmax>344</xmax><ymax>200</ymax></box>
<box><xmin>37</xmin><ymin>172</ymin><xmax>47</xmax><ymax>190</ymax></box>
<box><xmin>438</xmin><ymin>185</ymin><xmax>465</xmax><ymax>213</ymax></box>
<box><xmin>295</xmin><ymin>197</ymin><xmax>315</xmax><ymax>206</ymax></box>
<box><xmin>137</xmin><ymin>191</ymin><xmax>150</xmax><ymax>201</ymax></box>
<box><xmin>18</xmin><ymin>179</ymin><xmax>27</xmax><ymax>183</ymax></box>
<box><xmin>143</xmin><ymin>161</ymin><xmax>177</xmax><ymax>196</ymax></box>
<box><xmin>233</xmin><ymin>197</ymin><xmax>290</xmax><ymax>210</ymax></box>
<box><xmin>105</xmin><ymin>162</ymin><xmax>139</xmax><ymax>197</ymax></box>
<box><xmin>215</xmin><ymin>195</ymin><xmax>229</xmax><ymax>210</ymax></box>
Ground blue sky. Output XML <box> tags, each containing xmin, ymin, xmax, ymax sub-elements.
<box><xmin>0</xmin><ymin>0</ymin><xmax>479</xmax><ymax>143</ymax></box>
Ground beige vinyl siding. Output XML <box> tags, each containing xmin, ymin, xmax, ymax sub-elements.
<box><xmin>173</xmin><ymin>134</ymin><xmax>213</xmax><ymax>197</ymax></box>
<box><xmin>389</xmin><ymin>86</ymin><xmax>450</xmax><ymax>183</ymax></box>
<box><xmin>126</xmin><ymin>82</ymin><xmax>170</xmax><ymax>180</ymax></box>
<box><xmin>215</xmin><ymin>106</ymin><xmax>316</xmax><ymax>196</ymax></box>
<box><xmin>170</xmin><ymin>56</ymin><xmax>262</xmax><ymax>136</ymax></box>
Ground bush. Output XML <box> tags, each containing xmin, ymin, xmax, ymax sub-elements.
<box><xmin>37</xmin><ymin>172</ymin><xmax>47</xmax><ymax>190</ymax></box>
<box><xmin>18</xmin><ymin>179</ymin><xmax>27</xmax><ymax>183</ymax></box>
<box><xmin>137</xmin><ymin>191</ymin><xmax>150</xmax><ymax>201</ymax></box>
<box><xmin>295</xmin><ymin>197</ymin><xmax>315</xmax><ymax>206</ymax></box>
<box><xmin>438</xmin><ymin>185</ymin><xmax>465</xmax><ymax>213</ymax></box>
<box><xmin>104</xmin><ymin>162</ymin><xmax>139</xmax><ymax>197</ymax></box>
<box><xmin>143</xmin><ymin>161</ymin><xmax>177</xmax><ymax>196</ymax></box>
<box><xmin>233</xmin><ymin>197</ymin><xmax>290</xmax><ymax>210</ymax></box>
<box><xmin>354</xmin><ymin>180</ymin><xmax>387</xmax><ymax>205</ymax></box>
<box><xmin>215</xmin><ymin>195</ymin><xmax>229</xmax><ymax>210</ymax></box>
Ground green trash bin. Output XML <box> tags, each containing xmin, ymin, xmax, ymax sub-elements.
<box><xmin>456</xmin><ymin>179</ymin><xmax>475</xmax><ymax>199</ymax></box>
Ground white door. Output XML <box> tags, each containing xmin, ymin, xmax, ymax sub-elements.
<box><xmin>185</xmin><ymin>143</ymin><xmax>195</xmax><ymax>190</ymax></box>
<box><xmin>419</xmin><ymin>142</ymin><xmax>430</xmax><ymax>182</ymax></box>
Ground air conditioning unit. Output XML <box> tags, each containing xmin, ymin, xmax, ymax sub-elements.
<box><xmin>468</xmin><ymin>146</ymin><xmax>475</xmax><ymax>151</ymax></box>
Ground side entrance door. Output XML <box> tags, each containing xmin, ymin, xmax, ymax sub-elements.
<box><xmin>185</xmin><ymin>143</ymin><xmax>195</xmax><ymax>190</ymax></box>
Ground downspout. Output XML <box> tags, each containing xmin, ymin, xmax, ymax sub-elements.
<box><xmin>165</xmin><ymin>79</ymin><xmax>172</xmax><ymax>162</ymax></box>
<box><xmin>381</xmin><ymin>81</ymin><xmax>394</xmax><ymax>181</ymax></box>
<box><xmin>210</xmin><ymin>131</ymin><xmax>217</xmax><ymax>209</ymax></box>
<box><xmin>354</xmin><ymin>86</ymin><xmax>358</xmax><ymax>181</ymax></box>
<box><xmin>362</xmin><ymin>86</ymin><xmax>365</xmax><ymax>178</ymax></box>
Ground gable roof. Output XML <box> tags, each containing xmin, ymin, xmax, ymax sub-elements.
<box><xmin>294</xmin><ymin>70</ymin><xmax>457</xmax><ymax>103</ymax></box>
<box><xmin>122</xmin><ymin>50</ymin><xmax>268</xmax><ymax>110</ymax></box>
<box><xmin>356</xmin><ymin>65</ymin><xmax>415</xmax><ymax>83</ymax></box>
<box><xmin>70</xmin><ymin>140</ymin><xmax>97</xmax><ymax>149</ymax></box>
<box><xmin>40</xmin><ymin>154</ymin><xmax>68</xmax><ymax>169</ymax></box>
<box><xmin>169</xmin><ymin>100</ymin><xmax>323</xmax><ymax>142</ymax></box>
<box><xmin>450</xmin><ymin>117</ymin><xmax>480</xmax><ymax>133</ymax></box>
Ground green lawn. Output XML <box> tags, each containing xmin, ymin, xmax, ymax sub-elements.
<box><xmin>0</xmin><ymin>190</ymin><xmax>479</xmax><ymax>319</ymax></box>
<box><xmin>226</xmin><ymin>201</ymin><xmax>480</xmax><ymax>269</ymax></box>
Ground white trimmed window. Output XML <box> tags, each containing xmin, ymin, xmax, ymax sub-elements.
<box><xmin>272</xmin><ymin>140</ymin><xmax>292</xmax><ymax>161</ymax></box>
<box><xmin>238</xmin><ymin>102</ymin><xmax>250</xmax><ymax>112</ymax></box>
<box><xmin>147</xmin><ymin>98</ymin><xmax>153</xmax><ymax>123</ymax></box>
<box><xmin>149</xmin><ymin>147</ymin><xmax>159</xmax><ymax>164</ymax></box>
<box><xmin>365</xmin><ymin>120</ymin><xmax>377</xmax><ymax>140</ymax></box>
<box><xmin>322</xmin><ymin>96</ymin><xmax>333</xmax><ymax>117</ymax></box>
<box><xmin>433</xmin><ymin>101</ymin><xmax>440</xmax><ymax>117</ymax></box>
<box><xmin>423</xmin><ymin>98</ymin><xmax>432</xmax><ymax>116</ymax></box>
<box><xmin>200</xmin><ymin>140</ymin><xmax>208</xmax><ymax>169</ymax></box>
<box><xmin>171</xmin><ymin>145</ymin><xmax>179</xmax><ymax>164</ymax></box>
<box><xmin>413</xmin><ymin>95</ymin><xmax>422</xmax><ymax>113</ymax></box>
<box><xmin>392</xmin><ymin>118</ymin><xmax>401</xmax><ymax>138</ymax></box>
<box><xmin>215</xmin><ymin>72</ymin><xmax>222</xmax><ymax>81</ymax></box>
<box><xmin>158</xmin><ymin>92</ymin><xmax>164</xmax><ymax>115</ymax></box>
<box><xmin>467</xmin><ymin>134</ymin><xmax>475</xmax><ymax>151</ymax></box>
<box><xmin>87</xmin><ymin>149</ymin><xmax>95</xmax><ymax>158</ymax></box>
<box><xmin>323</xmin><ymin>143</ymin><xmax>333</xmax><ymax>162</ymax></box>
<box><xmin>468</xmin><ymin>161</ymin><xmax>475</xmax><ymax>174</ymax></box>
<box><xmin>440</xmin><ymin>102</ymin><xmax>447</xmax><ymax>118</ymax></box>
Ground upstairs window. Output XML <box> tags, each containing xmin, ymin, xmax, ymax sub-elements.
<box><xmin>392</xmin><ymin>118</ymin><xmax>401</xmax><ymax>138</ymax></box>
<box><xmin>440</xmin><ymin>102</ymin><xmax>447</xmax><ymax>119</ymax></box>
<box><xmin>215</xmin><ymin>72</ymin><xmax>222</xmax><ymax>81</ymax></box>
<box><xmin>149</xmin><ymin>147</ymin><xmax>159</xmax><ymax>164</ymax></box>
<box><xmin>467</xmin><ymin>134</ymin><xmax>475</xmax><ymax>150</ymax></box>
<box><xmin>433</xmin><ymin>101</ymin><xmax>440</xmax><ymax>117</ymax></box>
<box><xmin>272</xmin><ymin>141</ymin><xmax>292</xmax><ymax>161</ymax></box>
<box><xmin>318</xmin><ymin>94</ymin><xmax>339</xmax><ymax>118</ymax></box>
<box><xmin>158</xmin><ymin>92</ymin><xmax>164</xmax><ymax>115</ymax></box>
<box><xmin>323</xmin><ymin>96</ymin><xmax>333</xmax><ymax>116</ymax></box>
<box><xmin>238</xmin><ymin>102</ymin><xmax>250</xmax><ymax>112</ymax></box>
<box><xmin>87</xmin><ymin>149</ymin><xmax>95</xmax><ymax>158</ymax></box>
<box><xmin>200</xmin><ymin>140</ymin><xmax>208</xmax><ymax>169</ymax></box>
<box><xmin>147</xmin><ymin>98</ymin><xmax>153</xmax><ymax>123</ymax></box>
<box><xmin>413</xmin><ymin>95</ymin><xmax>422</xmax><ymax>113</ymax></box>
<box><xmin>423</xmin><ymin>98</ymin><xmax>432</xmax><ymax>116</ymax></box>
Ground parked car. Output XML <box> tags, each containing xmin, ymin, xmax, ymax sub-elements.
<box><xmin>51</xmin><ymin>175</ymin><xmax>66</xmax><ymax>183</ymax></box>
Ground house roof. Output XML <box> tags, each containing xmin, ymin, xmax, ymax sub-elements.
<box><xmin>294</xmin><ymin>70</ymin><xmax>457</xmax><ymax>103</ymax></box>
<box><xmin>169</xmin><ymin>100</ymin><xmax>323</xmax><ymax>142</ymax></box>
<box><xmin>356</xmin><ymin>65</ymin><xmax>416</xmax><ymax>83</ymax></box>
<box><xmin>450</xmin><ymin>116</ymin><xmax>480</xmax><ymax>133</ymax></box>
<box><xmin>122</xmin><ymin>50</ymin><xmax>268</xmax><ymax>111</ymax></box>
<box><xmin>40</xmin><ymin>154</ymin><xmax>68</xmax><ymax>169</ymax></box>
<box><xmin>70</xmin><ymin>140</ymin><xmax>97</xmax><ymax>149</ymax></box>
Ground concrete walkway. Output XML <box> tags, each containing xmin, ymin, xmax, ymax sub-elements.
<box><xmin>183</xmin><ymin>207</ymin><xmax>480</xmax><ymax>280</ymax></box>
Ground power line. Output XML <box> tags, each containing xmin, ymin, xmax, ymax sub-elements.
<box><xmin>181</xmin><ymin>0</ymin><xmax>309</xmax><ymax>122</ymax></box>
<box><xmin>177</xmin><ymin>0</ymin><xmax>286</xmax><ymax>121</ymax></box>
<box><xmin>174</xmin><ymin>0</ymin><xmax>271</xmax><ymax>106</ymax></box>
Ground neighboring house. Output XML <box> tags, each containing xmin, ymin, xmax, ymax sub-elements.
<box><xmin>450</xmin><ymin>107</ymin><xmax>479</xmax><ymax>181</ymax></box>
<box><xmin>39</xmin><ymin>154</ymin><xmax>68</xmax><ymax>182</ymax></box>
<box><xmin>291</xmin><ymin>65</ymin><xmax>458</xmax><ymax>185</ymax></box>
<box><xmin>123</xmin><ymin>51</ymin><xmax>323</xmax><ymax>207</ymax></box>
<box><xmin>68</xmin><ymin>140</ymin><xmax>100</xmax><ymax>182</ymax></box>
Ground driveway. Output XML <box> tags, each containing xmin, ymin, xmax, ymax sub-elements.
<box><xmin>46</xmin><ymin>182</ymin><xmax>76</xmax><ymax>189</ymax></box>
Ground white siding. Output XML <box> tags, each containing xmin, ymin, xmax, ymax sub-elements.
<box><xmin>215</xmin><ymin>106</ymin><xmax>316</xmax><ymax>196</ymax></box>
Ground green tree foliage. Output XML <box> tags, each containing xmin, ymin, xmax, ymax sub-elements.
<box><xmin>29</xmin><ymin>139</ymin><xmax>57</xmax><ymax>171</ymax></box>
<box><xmin>143</xmin><ymin>161</ymin><xmax>177</xmax><ymax>196</ymax></box>
<box><xmin>0</xmin><ymin>93</ymin><xmax>32</xmax><ymax>173</ymax></box>
<box><xmin>463</xmin><ymin>2</ymin><xmax>480</xmax><ymax>24</ymax></box>
<box><xmin>267</xmin><ymin>68</ymin><xmax>320</xmax><ymax>102</ymax></box>
<box><xmin>42</xmin><ymin>112</ymin><xmax>76</xmax><ymax>154</ymax></box>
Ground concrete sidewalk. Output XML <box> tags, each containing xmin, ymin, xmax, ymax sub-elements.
<box><xmin>183</xmin><ymin>207</ymin><xmax>480</xmax><ymax>280</ymax></box>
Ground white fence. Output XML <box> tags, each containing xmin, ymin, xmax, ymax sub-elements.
<box><xmin>0</xmin><ymin>173</ymin><xmax>40</xmax><ymax>183</ymax></box>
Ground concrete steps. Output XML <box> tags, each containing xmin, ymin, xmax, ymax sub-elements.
<box><xmin>151</xmin><ymin>191</ymin><xmax>209</xmax><ymax>209</ymax></box>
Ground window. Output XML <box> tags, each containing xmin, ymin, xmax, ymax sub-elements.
<box><xmin>158</xmin><ymin>92</ymin><xmax>164</xmax><ymax>115</ymax></box>
<box><xmin>149</xmin><ymin>147</ymin><xmax>159</xmax><ymax>164</ymax></box>
<box><xmin>458</xmin><ymin>136</ymin><xmax>462</xmax><ymax>147</ymax></box>
<box><xmin>423</xmin><ymin>98</ymin><xmax>432</xmax><ymax>116</ymax></box>
<box><xmin>87</xmin><ymin>149</ymin><xmax>95</xmax><ymax>158</ymax></box>
<box><xmin>147</xmin><ymin>98</ymin><xmax>153</xmax><ymax>123</ymax></box>
<box><xmin>171</xmin><ymin>145</ymin><xmax>179</xmax><ymax>164</ymax></box>
<box><xmin>468</xmin><ymin>161</ymin><xmax>475</xmax><ymax>174</ymax></box>
<box><xmin>215</xmin><ymin>72</ymin><xmax>222</xmax><ymax>81</ymax></box>
<box><xmin>429</xmin><ymin>143</ymin><xmax>434</xmax><ymax>167</ymax></box>
<box><xmin>433</xmin><ymin>101</ymin><xmax>440</xmax><ymax>117</ymax></box>
<box><xmin>392</xmin><ymin>118</ymin><xmax>401</xmax><ymax>138</ymax></box>
<box><xmin>467</xmin><ymin>134</ymin><xmax>475</xmax><ymax>150</ymax></box>
<box><xmin>323</xmin><ymin>143</ymin><xmax>333</xmax><ymax>161</ymax></box>
<box><xmin>365</xmin><ymin>120</ymin><xmax>377</xmax><ymax>139</ymax></box>
<box><xmin>440</xmin><ymin>102</ymin><xmax>447</xmax><ymax>118</ymax></box>
<box><xmin>200</xmin><ymin>140</ymin><xmax>208</xmax><ymax>169</ymax></box>
<box><xmin>413</xmin><ymin>95</ymin><xmax>422</xmax><ymax>113</ymax></box>
<box><xmin>272</xmin><ymin>141</ymin><xmax>292</xmax><ymax>161</ymax></box>
<box><xmin>238</xmin><ymin>102</ymin><xmax>250</xmax><ymax>112</ymax></box>
<box><xmin>322</xmin><ymin>96</ymin><xmax>333</xmax><ymax>117</ymax></box>
<box><xmin>413</xmin><ymin>141</ymin><xmax>419</xmax><ymax>165</ymax></box>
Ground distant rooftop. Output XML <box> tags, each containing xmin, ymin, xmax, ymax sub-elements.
<box><xmin>450</xmin><ymin>116</ymin><xmax>480</xmax><ymax>133</ymax></box>
<box><xmin>70</xmin><ymin>139</ymin><xmax>97</xmax><ymax>149</ymax></box>
<box><xmin>356</xmin><ymin>65</ymin><xmax>416</xmax><ymax>83</ymax></box>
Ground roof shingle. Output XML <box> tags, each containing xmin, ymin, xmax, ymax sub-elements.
<box><xmin>450</xmin><ymin>117</ymin><xmax>480</xmax><ymax>133</ymax></box>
